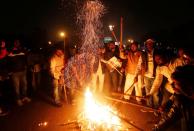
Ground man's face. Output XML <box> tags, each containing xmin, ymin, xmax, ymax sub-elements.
<box><xmin>56</xmin><ymin>50</ymin><xmax>64</xmax><ymax>57</ymax></box>
<box><xmin>146</xmin><ymin>42</ymin><xmax>154</xmax><ymax>52</ymax></box>
<box><xmin>1</xmin><ymin>41</ymin><xmax>5</xmax><ymax>48</ymax></box>
<box><xmin>130</xmin><ymin>43</ymin><xmax>138</xmax><ymax>52</ymax></box>
<box><xmin>172</xmin><ymin>80</ymin><xmax>182</xmax><ymax>94</ymax></box>
<box><xmin>108</xmin><ymin>42</ymin><xmax>115</xmax><ymax>51</ymax></box>
<box><xmin>154</xmin><ymin>55</ymin><xmax>163</xmax><ymax>66</ymax></box>
<box><xmin>14</xmin><ymin>40</ymin><xmax>20</xmax><ymax>47</ymax></box>
<box><xmin>178</xmin><ymin>48</ymin><xmax>184</xmax><ymax>57</ymax></box>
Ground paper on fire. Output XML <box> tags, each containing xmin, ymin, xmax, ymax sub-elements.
<box><xmin>101</xmin><ymin>56</ymin><xmax>122</xmax><ymax>72</ymax></box>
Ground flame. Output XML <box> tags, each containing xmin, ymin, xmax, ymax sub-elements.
<box><xmin>81</xmin><ymin>88</ymin><xmax>122</xmax><ymax>130</ymax></box>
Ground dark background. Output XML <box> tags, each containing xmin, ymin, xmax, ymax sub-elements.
<box><xmin>0</xmin><ymin>0</ymin><xmax>194</xmax><ymax>48</ymax></box>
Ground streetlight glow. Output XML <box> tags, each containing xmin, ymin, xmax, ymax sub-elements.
<box><xmin>48</xmin><ymin>41</ymin><xmax>52</xmax><ymax>45</ymax></box>
<box><xmin>109</xmin><ymin>25</ymin><xmax>114</xmax><ymax>31</ymax></box>
<box><xmin>128</xmin><ymin>39</ymin><xmax>134</xmax><ymax>43</ymax></box>
<box><xmin>59</xmin><ymin>32</ymin><xmax>66</xmax><ymax>38</ymax></box>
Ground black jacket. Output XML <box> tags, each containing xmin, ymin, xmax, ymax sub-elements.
<box><xmin>8</xmin><ymin>49</ymin><xmax>27</xmax><ymax>72</ymax></box>
<box><xmin>153</xmin><ymin>94</ymin><xmax>194</xmax><ymax>131</ymax></box>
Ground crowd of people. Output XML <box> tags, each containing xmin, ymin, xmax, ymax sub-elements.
<box><xmin>0</xmin><ymin>38</ymin><xmax>194</xmax><ymax>130</ymax></box>
<box><xmin>0</xmin><ymin>39</ymin><xmax>43</xmax><ymax>115</ymax></box>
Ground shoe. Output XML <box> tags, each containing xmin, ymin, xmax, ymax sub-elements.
<box><xmin>22</xmin><ymin>97</ymin><xmax>31</xmax><ymax>103</ymax></box>
<box><xmin>0</xmin><ymin>108</ymin><xmax>9</xmax><ymax>117</ymax></box>
<box><xmin>122</xmin><ymin>97</ymin><xmax>129</xmax><ymax>101</ymax></box>
<box><xmin>54</xmin><ymin>102</ymin><xmax>63</xmax><ymax>107</ymax></box>
<box><xmin>17</xmin><ymin>99</ymin><xmax>23</xmax><ymax>106</ymax></box>
<box><xmin>153</xmin><ymin>111</ymin><xmax>161</xmax><ymax>117</ymax></box>
<box><xmin>118</xmin><ymin>87</ymin><xmax>122</xmax><ymax>92</ymax></box>
<box><xmin>136</xmin><ymin>101</ymin><xmax>142</xmax><ymax>105</ymax></box>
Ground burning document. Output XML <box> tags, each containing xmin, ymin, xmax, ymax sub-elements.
<box><xmin>106</xmin><ymin>57</ymin><xmax>122</xmax><ymax>72</ymax></box>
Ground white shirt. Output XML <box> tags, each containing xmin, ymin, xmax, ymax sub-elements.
<box><xmin>50</xmin><ymin>54</ymin><xmax>64</xmax><ymax>79</ymax></box>
<box><xmin>145</xmin><ymin>52</ymin><xmax>154</xmax><ymax>78</ymax></box>
<box><xmin>135</xmin><ymin>51</ymin><xmax>154</xmax><ymax>78</ymax></box>
<box><xmin>149</xmin><ymin>59</ymin><xmax>184</xmax><ymax>95</ymax></box>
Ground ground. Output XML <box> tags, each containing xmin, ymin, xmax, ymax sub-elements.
<box><xmin>0</xmin><ymin>88</ymin><xmax>161</xmax><ymax>131</ymax></box>
<box><xmin>0</xmin><ymin>69</ymin><xmax>181</xmax><ymax>131</ymax></box>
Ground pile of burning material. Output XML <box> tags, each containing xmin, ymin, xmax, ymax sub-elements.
<box><xmin>62</xmin><ymin>88</ymin><xmax>132</xmax><ymax>131</ymax></box>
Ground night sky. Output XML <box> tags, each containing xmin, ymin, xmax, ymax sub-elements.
<box><xmin>0</xmin><ymin>0</ymin><xmax>194</xmax><ymax>43</ymax></box>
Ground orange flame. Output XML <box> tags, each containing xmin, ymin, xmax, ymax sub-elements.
<box><xmin>81</xmin><ymin>88</ymin><xmax>122</xmax><ymax>130</ymax></box>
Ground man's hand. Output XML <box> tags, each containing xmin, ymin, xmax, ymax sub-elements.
<box><xmin>157</xmin><ymin>107</ymin><xmax>164</xmax><ymax>114</ymax></box>
<box><xmin>144</xmin><ymin>93</ymin><xmax>151</xmax><ymax>99</ymax></box>
<box><xmin>120</xmin><ymin>67</ymin><xmax>125</xmax><ymax>73</ymax></box>
<box><xmin>133</xmin><ymin>76</ymin><xmax>138</xmax><ymax>83</ymax></box>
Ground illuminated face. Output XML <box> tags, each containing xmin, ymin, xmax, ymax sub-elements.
<box><xmin>130</xmin><ymin>43</ymin><xmax>138</xmax><ymax>52</ymax></box>
<box><xmin>146</xmin><ymin>42</ymin><xmax>154</xmax><ymax>52</ymax></box>
<box><xmin>14</xmin><ymin>40</ymin><xmax>20</xmax><ymax>47</ymax></box>
<box><xmin>108</xmin><ymin>42</ymin><xmax>115</xmax><ymax>51</ymax></box>
<box><xmin>178</xmin><ymin>48</ymin><xmax>184</xmax><ymax>57</ymax></box>
<box><xmin>108</xmin><ymin>42</ymin><xmax>115</xmax><ymax>48</ymax></box>
<box><xmin>56</xmin><ymin>50</ymin><xmax>64</xmax><ymax>57</ymax></box>
<box><xmin>172</xmin><ymin>79</ymin><xmax>182</xmax><ymax>94</ymax></box>
<box><xmin>1</xmin><ymin>41</ymin><xmax>6</xmax><ymax>48</ymax></box>
<box><xmin>154</xmin><ymin>55</ymin><xmax>163</xmax><ymax>65</ymax></box>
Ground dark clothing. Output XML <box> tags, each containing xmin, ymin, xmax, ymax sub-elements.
<box><xmin>141</xmin><ymin>50</ymin><xmax>157</xmax><ymax>77</ymax></box>
<box><xmin>8</xmin><ymin>50</ymin><xmax>27</xmax><ymax>72</ymax></box>
<box><xmin>153</xmin><ymin>94</ymin><xmax>194</xmax><ymax>131</ymax></box>
<box><xmin>103</xmin><ymin>46</ymin><xmax>120</xmax><ymax>93</ymax></box>
<box><xmin>104</xmin><ymin>46</ymin><xmax>120</xmax><ymax>61</ymax></box>
<box><xmin>8</xmin><ymin>48</ymin><xmax>29</xmax><ymax>101</ymax></box>
<box><xmin>0</xmin><ymin>57</ymin><xmax>9</xmax><ymax>77</ymax></box>
<box><xmin>11</xmin><ymin>71</ymin><xmax>27</xmax><ymax>99</ymax></box>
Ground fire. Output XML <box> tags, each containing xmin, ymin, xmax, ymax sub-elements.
<box><xmin>79</xmin><ymin>88</ymin><xmax>122</xmax><ymax>130</ymax></box>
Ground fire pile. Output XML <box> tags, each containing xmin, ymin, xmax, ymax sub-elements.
<box><xmin>76</xmin><ymin>88</ymin><xmax>130</xmax><ymax>131</ymax></box>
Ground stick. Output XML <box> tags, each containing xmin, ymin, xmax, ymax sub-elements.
<box><xmin>111</xmin><ymin>30</ymin><xmax>118</xmax><ymax>42</ymax></box>
<box><xmin>104</xmin><ymin>95</ymin><xmax>158</xmax><ymax>112</ymax></box>
<box><xmin>107</xmin><ymin>104</ymin><xmax>144</xmax><ymax>131</ymax></box>
<box><xmin>120</xmin><ymin>81</ymin><xmax>136</xmax><ymax>99</ymax></box>
<box><xmin>63</xmin><ymin>38</ymin><xmax>68</xmax><ymax>104</ymax></box>
<box><xmin>120</xmin><ymin>17</ymin><xmax>123</xmax><ymax>49</ymax></box>
<box><xmin>111</xmin><ymin>92</ymin><xmax>147</xmax><ymax>100</ymax></box>
<box><xmin>111</xmin><ymin>81</ymin><xmax>136</xmax><ymax>107</ymax></box>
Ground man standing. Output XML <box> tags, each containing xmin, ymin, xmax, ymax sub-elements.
<box><xmin>0</xmin><ymin>40</ymin><xmax>9</xmax><ymax>115</ymax></box>
<box><xmin>91</xmin><ymin>47</ymin><xmax>106</xmax><ymax>93</ymax></box>
<box><xmin>120</xmin><ymin>42</ymin><xmax>142</xmax><ymax>103</ymax></box>
<box><xmin>104</xmin><ymin>41</ymin><xmax>120</xmax><ymax>94</ymax></box>
<box><xmin>9</xmin><ymin>39</ymin><xmax>30</xmax><ymax>106</ymax></box>
<box><xmin>135</xmin><ymin>38</ymin><xmax>157</xmax><ymax>107</ymax></box>
<box><xmin>147</xmin><ymin>49</ymin><xmax>184</xmax><ymax>108</ymax></box>
<box><xmin>50</xmin><ymin>49</ymin><xmax>65</xmax><ymax>106</ymax></box>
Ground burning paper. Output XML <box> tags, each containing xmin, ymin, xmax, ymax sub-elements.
<box><xmin>101</xmin><ymin>56</ymin><xmax>122</xmax><ymax>73</ymax></box>
<box><xmin>107</xmin><ymin>56</ymin><xmax>122</xmax><ymax>69</ymax></box>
